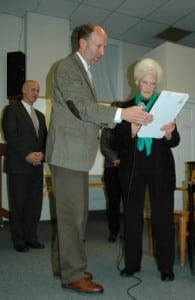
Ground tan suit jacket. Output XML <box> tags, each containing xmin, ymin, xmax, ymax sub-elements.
<box><xmin>46</xmin><ymin>53</ymin><xmax>117</xmax><ymax>171</ymax></box>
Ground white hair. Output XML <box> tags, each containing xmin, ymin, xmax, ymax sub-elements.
<box><xmin>134</xmin><ymin>58</ymin><xmax>163</xmax><ymax>85</ymax></box>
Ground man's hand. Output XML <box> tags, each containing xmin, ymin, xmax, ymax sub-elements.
<box><xmin>121</xmin><ymin>106</ymin><xmax>153</xmax><ymax>125</ymax></box>
<box><xmin>25</xmin><ymin>152</ymin><xmax>44</xmax><ymax>165</ymax></box>
<box><xmin>113</xmin><ymin>159</ymin><xmax>120</xmax><ymax>167</ymax></box>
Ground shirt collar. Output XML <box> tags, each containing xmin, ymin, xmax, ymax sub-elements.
<box><xmin>76</xmin><ymin>52</ymin><xmax>90</xmax><ymax>72</ymax></box>
<box><xmin>21</xmin><ymin>100</ymin><xmax>32</xmax><ymax>115</ymax></box>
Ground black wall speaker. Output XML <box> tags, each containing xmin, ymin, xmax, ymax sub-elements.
<box><xmin>7</xmin><ymin>51</ymin><xmax>26</xmax><ymax>98</ymax></box>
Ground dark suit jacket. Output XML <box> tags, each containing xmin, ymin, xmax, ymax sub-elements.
<box><xmin>2</xmin><ymin>102</ymin><xmax>47</xmax><ymax>174</ymax></box>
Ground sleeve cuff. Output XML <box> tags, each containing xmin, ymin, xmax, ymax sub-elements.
<box><xmin>114</xmin><ymin>108</ymin><xmax>122</xmax><ymax>123</ymax></box>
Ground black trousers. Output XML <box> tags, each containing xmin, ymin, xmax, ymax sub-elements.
<box><xmin>7</xmin><ymin>168</ymin><xmax>43</xmax><ymax>247</ymax></box>
<box><xmin>104</xmin><ymin>167</ymin><xmax>122</xmax><ymax>235</ymax></box>
<box><xmin>122</xmin><ymin>168</ymin><xmax>175</xmax><ymax>273</ymax></box>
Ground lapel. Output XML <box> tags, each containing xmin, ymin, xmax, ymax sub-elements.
<box><xmin>18</xmin><ymin>102</ymin><xmax>39</xmax><ymax>137</ymax></box>
<box><xmin>74</xmin><ymin>54</ymin><xmax>97</xmax><ymax>98</ymax></box>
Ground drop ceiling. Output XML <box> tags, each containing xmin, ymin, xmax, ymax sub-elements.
<box><xmin>1</xmin><ymin>0</ymin><xmax>195</xmax><ymax>48</ymax></box>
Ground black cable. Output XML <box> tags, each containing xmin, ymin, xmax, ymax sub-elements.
<box><xmin>115</xmin><ymin>139</ymin><xmax>136</xmax><ymax>273</ymax></box>
<box><xmin>116</xmin><ymin>236</ymin><xmax>142</xmax><ymax>300</ymax></box>
<box><xmin>113</xmin><ymin>130</ymin><xmax>146</xmax><ymax>299</ymax></box>
<box><xmin>125</xmin><ymin>140</ymin><xmax>143</xmax><ymax>300</ymax></box>
<box><xmin>118</xmin><ymin>102</ymin><xmax>147</xmax><ymax>298</ymax></box>
<box><xmin>125</xmin><ymin>102</ymin><xmax>148</xmax><ymax>299</ymax></box>
<box><xmin>127</xmin><ymin>275</ymin><xmax>142</xmax><ymax>300</ymax></box>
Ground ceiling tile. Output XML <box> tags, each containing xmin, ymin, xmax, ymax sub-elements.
<box><xmin>179</xmin><ymin>32</ymin><xmax>195</xmax><ymax>48</ymax></box>
<box><xmin>120</xmin><ymin>20</ymin><xmax>167</xmax><ymax>45</ymax></box>
<box><xmin>147</xmin><ymin>0</ymin><xmax>195</xmax><ymax>24</ymax></box>
<box><xmin>156</xmin><ymin>27</ymin><xmax>192</xmax><ymax>42</ymax></box>
<box><xmin>83</xmin><ymin>0</ymin><xmax>124</xmax><ymax>11</ymax></box>
<box><xmin>175</xmin><ymin>11</ymin><xmax>195</xmax><ymax>32</ymax></box>
<box><xmin>141</xmin><ymin>37</ymin><xmax>164</xmax><ymax>48</ymax></box>
<box><xmin>36</xmin><ymin>0</ymin><xmax>79</xmax><ymax>19</ymax></box>
<box><xmin>0</xmin><ymin>0</ymin><xmax>40</xmax><ymax>17</ymax></box>
<box><xmin>69</xmin><ymin>4</ymin><xmax>111</xmax><ymax>29</ymax></box>
<box><xmin>102</xmin><ymin>13</ymin><xmax>139</xmax><ymax>38</ymax></box>
<box><xmin>117</xmin><ymin>0</ymin><xmax>168</xmax><ymax>18</ymax></box>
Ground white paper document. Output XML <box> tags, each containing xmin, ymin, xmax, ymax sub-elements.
<box><xmin>137</xmin><ymin>90</ymin><xmax>189</xmax><ymax>138</ymax></box>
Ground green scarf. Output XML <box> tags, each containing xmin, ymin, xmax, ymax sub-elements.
<box><xmin>135</xmin><ymin>91</ymin><xmax>157</xmax><ymax>156</ymax></box>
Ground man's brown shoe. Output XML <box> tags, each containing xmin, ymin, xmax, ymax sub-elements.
<box><xmin>53</xmin><ymin>271</ymin><xmax>93</xmax><ymax>280</ymax></box>
<box><xmin>62</xmin><ymin>278</ymin><xmax>104</xmax><ymax>293</ymax></box>
<box><xmin>84</xmin><ymin>271</ymin><xmax>93</xmax><ymax>280</ymax></box>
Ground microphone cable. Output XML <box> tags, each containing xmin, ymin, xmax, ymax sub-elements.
<box><xmin>116</xmin><ymin>133</ymin><xmax>143</xmax><ymax>300</ymax></box>
<box><xmin>125</xmin><ymin>101</ymin><xmax>148</xmax><ymax>299</ymax></box>
<box><xmin>127</xmin><ymin>275</ymin><xmax>142</xmax><ymax>300</ymax></box>
<box><xmin>115</xmin><ymin>103</ymin><xmax>148</xmax><ymax>298</ymax></box>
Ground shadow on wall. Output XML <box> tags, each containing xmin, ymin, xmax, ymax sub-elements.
<box><xmin>126</xmin><ymin>61</ymin><xmax>137</xmax><ymax>101</ymax></box>
<box><xmin>45</xmin><ymin>60</ymin><xmax>59</xmax><ymax>100</ymax></box>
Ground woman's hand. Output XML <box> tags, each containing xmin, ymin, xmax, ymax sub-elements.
<box><xmin>131</xmin><ymin>123</ymin><xmax>141</xmax><ymax>138</ymax></box>
<box><xmin>160</xmin><ymin>121</ymin><xmax>176</xmax><ymax>140</ymax></box>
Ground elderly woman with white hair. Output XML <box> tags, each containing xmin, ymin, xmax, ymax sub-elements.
<box><xmin>112</xmin><ymin>58</ymin><xmax>180</xmax><ymax>281</ymax></box>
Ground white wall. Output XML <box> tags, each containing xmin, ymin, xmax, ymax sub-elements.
<box><xmin>143</xmin><ymin>42</ymin><xmax>195</xmax><ymax>96</ymax></box>
<box><xmin>25</xmin><ymin>13</ymin><xmax>70</xmax><ymax>97</ymax></box>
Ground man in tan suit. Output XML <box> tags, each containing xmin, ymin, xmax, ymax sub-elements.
<box><xmin>45</xmin><ymin>23</ymin><xmax>152</xmax><ymax>294</ymax></box>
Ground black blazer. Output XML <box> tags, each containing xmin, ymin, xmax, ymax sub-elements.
<box><xmin>2</xmin><ymin>102</ymin><xmax>47</xmax><ymax>174</ymax></box>
<box><xmin>112</xmin><ymin>98</ymin><xmax>180</xmax><ymax>191</ymax></box>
